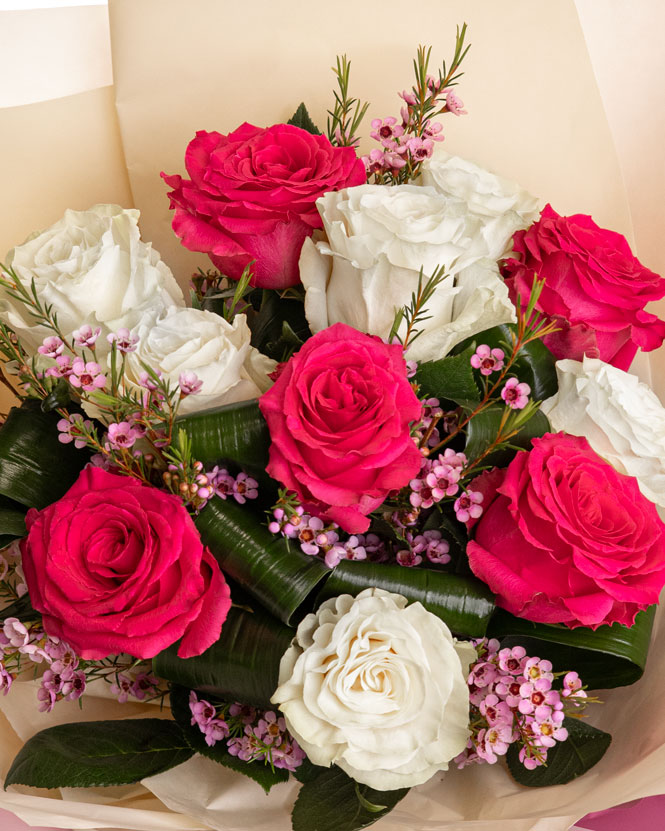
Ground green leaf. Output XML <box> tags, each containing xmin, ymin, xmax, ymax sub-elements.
<box><xmin>506</xmin><ymin>717</ymin><xmax>611</xmax><ymax>787</ymax></box>
<box><xmin>248</xmin><ymin>290</ymin><xmax>310</xmax><ymax>361</ymax></box>
<box><xmin>0</xmin><ymin>499</ymin><xmax>27</xmax><ymax>547</ymax></box>
<box><xmin>169</xmin><ymin>685</ymin><xmax>288</xmax><ymax>793</ymax></box>
<box><xmin>316</xmin><ymin>561</ymin><xmax>495</xmax><ymax>638</ymax></box>
<box><xmin>5</xmin><ymin>719</ymin><xmax>193</xmax><ymax>789</ymax></box>
<box><xmin>0</xmin><ymin>402</ymin><xmax>88</xmax><ymax>509</ymax></box>
<box><xmin>287</xmin><ymin>103</ymin><xmax>322</xmax><ymax>135</ymax></box>
<box><xmin>292</xmin><ymin>765</ymin><xmax>409</xmax><ymax>831</ymax></box>
<box><xmin>464</xmin><ymin>406</ymin><xmax>550</xmax><ymax>467</ymax></box>
<box><xmin>176</xmin><ymin>400</ymin><xmax>270</xmax><ymax>479</ymax></box>
<box><xmin>154</xmin><ymin>605</ymin><xmax>293</xmax><ymax>708</ymax></box>
<box><xmin>415</xmin><ymin>346</ymin><xmax>481</xmax><ymax>405</ymax></box>
<box><xmin>488</xmin><ymin>605</ymin><xmax>655</xmax><ymax>689</ymax></box>
<box><xmin>454</xmin><ymin>323</ymin><xmax>558</xmax><ymax>401</ymax></box>
<box><xmin>196</xmin><ymin>497</ymin><xmax>330</xmax><ymax>626</ymax></box>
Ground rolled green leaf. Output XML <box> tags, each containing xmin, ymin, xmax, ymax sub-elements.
<box><xmin>0</xmin><ymin>402</ymin><xmax>87</xmax><ymax>510</ymax></box>
<box><xmin>5</xmin><ymin>719</ymin><xmax>193</xmax><ymax>789</ymax></box>
<box><xmin>316</xmin><ymin>561</ymin><xmax>495</xmax><ymax>638</ymax></box>
<box><xmin>488</xmin><ymin>605</ymin><xmax>655</xmax><ymax>689</ymax></box>
<box><xmin>169</xmin><ymin>685</ymin><xmax>289</xmax><ymax>792</ymax></box>
<box><xmin>176</xmin><ymin>399</ymin><xmax>270</xmax><ymax>475</ymax></box>
<box><xmin>0</xmin><ymin>497</ymin><xmax>27</xmax><ymax>547</ymax></box>
<box><xmin>154</xmin><ymin>605</ymin><xmax>293</xmax><ymax>708</ymax></box>
<box><xmin>195</xmin><ymin>497</ymin><xmax>330</xmax><ymax>626</ymax></box>
<box><xmin>506</xmin><ymin>717</ymin><xmax>611</xmax><ymax>787</ymax></box>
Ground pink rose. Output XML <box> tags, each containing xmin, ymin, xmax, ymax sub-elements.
<box><xmin>467</xmin><ymin>433</ymin><xmax>665</xmax><ymax>629</ymax></box>
<box><xmin>162</xmin><ymin>123</ymin><xmax>366</xmax><ymax>289</ymax></box>
<box><xmin>259</xmin><ymin>323</ymin><xmax>423</xmax><ymax>533</ymax></box>
<box><xmin>502</xmin><ymin>205</ymin><xmax>665</xmax><ymax>370</ymax></box>
<box><xmin>20</xmin><ymin>467</ymin><xmax>231</xmax><ymax>659</ymax></box>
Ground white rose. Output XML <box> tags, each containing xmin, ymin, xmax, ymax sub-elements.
<box><xmin>419</xmin><ymin>151</ymin><xmax>540</xmax><ymax>244</ymax></box>
<box><xmin>271</xmin><ymin>587</ymin><xmax>474</xmax><ymax>790</ymax></box>
<box><xmin>542</xmin><ymin>356</ymin><xmax>665</xmax><ymax>510</ymax></box>
<box><xmin>300</xmin><ymin>184</ymin><xmax>516</xmax><ymax>363</ymax></box>
<box><xmin>123</xmin><ymin>307</ymin><xmax>275</xmax><ymax>415</ymax></box>
<box><xmin>1</xmin><ymin>204</ymin><xmax>184</xmax><ymax>358</ymax></box>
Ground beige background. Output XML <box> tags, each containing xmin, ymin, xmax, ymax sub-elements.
<box><xmin>0</xmin><ymin>1</ymin><xmax>664</xmax><ymax>828</ymax></box>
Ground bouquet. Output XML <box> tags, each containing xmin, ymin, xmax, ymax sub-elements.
<box><xmin>1</xmin><ymin>24</ymin><xmax>665</xmax><ymax>831</ymax></box>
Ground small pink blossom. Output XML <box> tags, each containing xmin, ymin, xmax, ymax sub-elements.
<box><xmin>107</xmin><ymin>328</ymin><xmax>139</xmax><ymax>354</ymax></box>
<box><xmin>423</xmin><ymin>120</ymin><xmax>445</xmax><ymax>141</ymax></box>
<box><xmin>406</xmin><ymin>136</ymin><xmax>434</xmax><ymax>162</ymax></box>
<box><xmin>179</xmin><ymin>371</ymin><xmax>203</xmax><ymax>396</ymax></box>
<box><xmin>501</xmin><ymin>377</ymin><xmax>531</xmax><ymax>409</ymax></box>
<box><xmin>470</xmin><ymin>344</ymin><xmax>505</xmax><ymax>376</ymax></box>
<box><xmin>454</xmin><ymin>490</ymin><xmax>484</xmax><ymax>523</ymax></box>
<box><xmin>232</xmin><ymin>472</ymin><xmax>258</xmax><ymax>504</ymax></box>
<box><xmin>38</xmin><ymin>336</ymin><xmax>64</xmax><ymax>359</ymax></box>
<box><xmin>396</xmin><ymin>548</ymin><xmax>422</xmax><ymax>567</ymax></box>
<box><xmin>363</xmin><ymin>148</ymin><xmax>387</xmax><ymax>175</ymax></box>
<box><xmin>446</xmin><ymin>91</ymin><xmax>467</xmax><ymax>116</ymax></box>
<box><xmin>370</xmin><ymin>117</ymin><xmax>405</xmax><ymax>146</ymax></box>
<box><xmin>73</xmin><ymin>325</ymin><xmax>101</xmax><ymax>349</ymax></box>
<box><xmin>106</xmin><ymin>421</ymin><xmax>143</xmax><ymax>450</ymax></box>
<box><xmin>69</xmin><ymin>358</ymin><xmax>106</xmax><ymax>391</ymax></box>
<box><xmin>57</xmin><ymin>413</ymin><xmax>91</xmax><ymax>449</ymax></box>
<box><xmin>45</xmin><ymin>355</ymin><xmax>73</xmax><ymax>378</ymax></box>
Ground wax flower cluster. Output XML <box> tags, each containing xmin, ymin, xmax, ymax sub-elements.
<box><xmin>455</xmin><ymin>639</ymin><xmax>592</xmax><ymax>770</ymax></box>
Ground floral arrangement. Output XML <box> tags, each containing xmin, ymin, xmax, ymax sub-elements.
<box><xmin>1</xmin><ymin>24</ymin><xmax>665</xmax><ymax>831</ymax></box>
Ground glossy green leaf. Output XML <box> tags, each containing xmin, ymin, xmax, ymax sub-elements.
<box><xmin>0</xmin><ymin>402</ymin><xmax>87</xmax><ymax>509</ymax></box>
<box><xmin>292</xmin><ymin>765</ymin><xmax>409</xmax><ymax>831</ymax></box>
<box><xmin>506</xmin><ymin>717</ymin><xmax>611</xmax><ymax>787</ymax></box>
<box><xmin>196</xmin><ymin>497</ymin><xmax>330</xmax><ymax>625</ymax></box>
<box><xmin>0</xmin><ymin>497</ymin><xmax>27</xmax><ymax>547</ymax></box>
<box><xmin>287</xmin><ymin>103</ymin><xmax>322</xmax><ymax>135</ymax></box>
<box><xmin>464</xmin><ymin>406</ymin><xmax>550</xmax><ymax>468</ymax></box>
<box><xmin>415</xmin><ymin>346</ymin><xmax>481</xmax><ymax>405</ymax></box>
<box><xmin>248</xmin><ymin>290</ymin><xmax>310</xmax><ymax>361</ymax></box>
<box><xmin>154</xmin><ymin>605</ymin><xmax>293</xmax><ymax>708</ymax></box>
<box><xmin>454</xmin><ymin>323</ymin><xmax>558</xmax><ymax>401</ymax></box>
<box><xmin>169</xmin><ymin>685</ymin><xmax>288</xmax><ymax>792</ymax></box>
<box><xmin>316</xmin><ymin>561</ymin><xmax>495</xmax><ymax>638</ymax></box>
<box><xmin>5</xmin><ymin>719</ymin><xmax>193</xmax><ymax>789</ymax></box>
<box><xmin>176</xmin><ymin>400</ymin><xmax>270</xmax><ymax>477</ymax></box>
<box><xmin>488</xmin><ymin>605</ymin><xmax>655</xmax><ymax>689</ymax></box>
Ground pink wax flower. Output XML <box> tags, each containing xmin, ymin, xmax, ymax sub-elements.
<box><xmin>470</xmin><ymin>344</ymin><xmax>505</xmax><ymax>376</ymax></box>
<box><xmin>501</xmin><ymin>377</ymin><xmax>530</xmax><ymax>409</ymax></box>
<box><xmin>73</xmin><ymin>324</ymin><xmax>101</xmax><ymax>349</ymax></box>
<box><xmin>20</xmin><ymin>467</ymin><xmax>231</xmax><ymax>659</ymax></box>
<box><xmin>454</xmin><ymin>490</ymin><xmax>484</xmax><ymax>523</ymax></box>
<box><xmin>178</xmin><ymin>371</ymin><xmax>202</xmax><ymax>396</ymax></box>
<box><xmin>445</xmin><ymin>90</ymin><xmax>467</xmax><ymax>115</ymax></box>
<box><xmin>467</xmin><ymin>432</ymin><xmax>665</xmax><ymax>628</ymax></box>
<box><xmin>503</xmin><ymin>204</ymin><xmax>665</xmax><ymax>370</ymax></box>
<box><xmin>259</xmin><ymin>323</ymin><xmax>423</xmax><ymax>534</ymax></box>
<box><xmin>69</xmin><ymin>358</ymin><xmax>106</xmax><ymax>392</ymax></box>
<box><xmin>106</xmin><ymin>421</ymin><xmax>143</xmax><ymax>450</ymax></box>
<box><xmin>162</xmin><ymin>123</ymin><xmax>365</xmax><ymax>289</ymax></box>
<box><xmin>107</xmin><ymin>328</ymin><xmax>139</xmax><ymax>354</ymax></box>
<box><xmin>37</xmin><ymin>336</ymin><xmax>64</xmax><ymax>359</ymax></box>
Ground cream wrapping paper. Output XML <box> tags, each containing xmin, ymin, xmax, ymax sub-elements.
<box><xmin>0</xmin><ymin>0</ymin><xmax>664</xmax><ymax>828</ymax></box>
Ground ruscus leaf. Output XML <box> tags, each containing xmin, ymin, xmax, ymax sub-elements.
<box><xmin>292</xmin><ymin>765</ymin><xmax>409</xmax><ymax>831</ymax></box>
<box><xmin>506</xmin><ymin>717</ymin><xmax>611</xmax><ymax>787</ymax></box>
<box><xmin>5</xmin><ymin>719</ymin><xmax>193</xmax><ymax>789</ymax></box>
